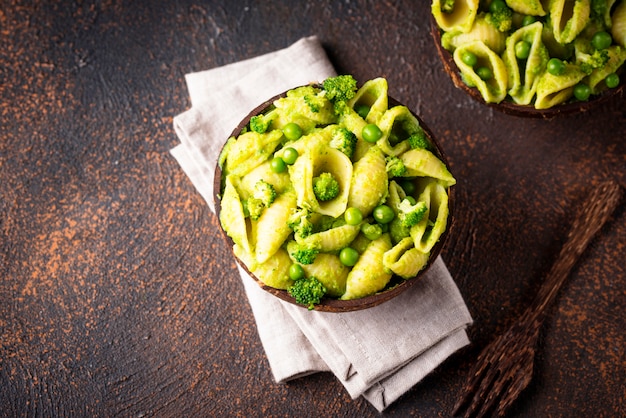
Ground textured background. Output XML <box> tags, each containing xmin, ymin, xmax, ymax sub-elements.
<box><xmin>1</xmin><ymin>1</ymin><xmax>624</xmax><ymax>416</ymax></box>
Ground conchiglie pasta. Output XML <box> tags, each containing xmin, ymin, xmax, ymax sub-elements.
<box><xmin>441</xmin><ymin>15</ymin><xmax>507</xmax><ymax>54</ymax></box>
<box><xmin>253</xmin><ymin>192</ymin><xmax>297</xmax><ymax>263</ymax></box>
<box><xmin>503</xmin><ymin>22</ymin><xmax>549</xmax><ymax>105</ymax></box>
<box><xmin>586</xmin><ymin>46</ymin><xmax>626</xmax><ymax>94</ymax></box>
<box><xmin>234</xmin><ymin>245</ymin><xmax>294</xmax><ymax>290</ymax></box>
<box><xmin>301</xmin><ymin>253</ymin><xmax>349</xmax><ymax>297</ymax></box>
<box><xmin>400</xmin><ymin>148</ymin><xmax>457</xmax><ymax>187</ymax></box>
<box><xmin>240</xmin><ymin>161</ymin><xmax>291</xmax><ymax>197</ymax></box>
<box><xmin>612</xmin><ymin>1</ymin><xmax>626</xmax><ymax>47</ymax></box>
<box><xmin>219</xmin><ymin>175</ymin><xmax>252</xmax><ymax>253</ymax></box>
<box><xmin>222</xmin><ymin>130</ymin><xmax>283</xmax><ymax>177</ymax></box>
<box><xmin>431</xmin><ymin>0</ymin><xmax>479</xmax><ymax>33</ymax></box>
<box><xmin>347</xmin><ymin>146</ymin><xmax>388</xmax><ymax>216</ymax></box>
<box><xmin>383</xmin><ymin>237</ymin><xmax>430</xmax><ymax>279</ymax></box>
<box><xmin>535</xmin><ymin>63</ymin><xmax>587</xmax><ymax>109</ymax></box>
<box><xmin>506</xmin><ymin>0</ymin><xmax>547</xmax><ymax>16</ymax></box>
<box><xmin>549</xmin><ymin>0</ymin><xmax>591</xmax><ymax>45</ymax></box>
<box><xmin>313</xmin><ymin>148</ymin><xmax>353</xmax><ymax>217</ymax></box>
<box><xmin>348</xmin><ymin>77</ymin><xmax>389</xmax><ymax>124</ymax></box>
<box><xmin>453</xmin><ymin>41</ymin><xmax>509</xmax><ymax>104</ymax></box>
<box><xmin>411</xmin><ymin>180</ymin><xmax>450</xmax><ymax>254</ymax></box>
<box><xmin>299</xmin><ymin>224</ymin><xmax>361</xmax><ymax>252</ymax></box>
<box><xmin>377</xmin><ymin>106</ymin><xmax>419</xmax><ymax>157</ymax></box>
<box><xmin>341</xmin><ymin>234</ymin><xmax>393</xmax><ymax>300</ymax></box>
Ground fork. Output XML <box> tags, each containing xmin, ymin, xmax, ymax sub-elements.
<box><xmin>452</xmin><ymin>179</ymin><xmax>622</xmax><ymax>418</ymax></box>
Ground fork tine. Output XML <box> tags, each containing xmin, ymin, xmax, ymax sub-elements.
<box><xmin>494</xmin><ymin>358</ymin><xmax>535</xmax><ymax>416</ymax></box>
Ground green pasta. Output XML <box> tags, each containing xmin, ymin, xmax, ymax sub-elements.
<box><xmin>218</xmin><ymin>77</ymin><xmax>455</xmax><ymax>306</ymax></box>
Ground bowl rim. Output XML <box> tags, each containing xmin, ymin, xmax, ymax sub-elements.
<box><xmin>213</xmin><ymin>84</ymin><xmax>455</xmax><ymax>312</ymax></box>
<box><xmin>429</xmin><ymin>14</ymin><xmax>626</xmax><ymax>119</ymax></box>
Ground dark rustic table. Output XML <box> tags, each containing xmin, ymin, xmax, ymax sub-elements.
<box><xmin>2</xmin><ymin>1</ymin><xmax>624</xmax><ymax>417</ymax></box>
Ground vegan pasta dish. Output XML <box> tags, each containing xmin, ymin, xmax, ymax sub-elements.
<box><xmin>217</xmin><ymin>76</ymin><xmax>455</xmax><ymax>309</ymax></box>
<box><xmin>431</xmin><ymin>0</ymin><xmax>626</xmax><ymax>109</ymax></box>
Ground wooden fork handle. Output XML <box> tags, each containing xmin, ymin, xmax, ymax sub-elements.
<box><xmin>530</xmin><ymin>179</ymin><xmax>622</xmax><ymax>321</ymax></box>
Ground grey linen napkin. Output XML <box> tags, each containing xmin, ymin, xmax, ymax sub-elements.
<box><xmin>171</xmin><ymin>36</ymin><xmax>473</xmax><ymax>411</ymax></box>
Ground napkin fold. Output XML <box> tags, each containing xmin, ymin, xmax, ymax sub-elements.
<box><xmin>171</xmin><ymin>36</ymin><xmax>473</xmax><ymax>411</ymax></box>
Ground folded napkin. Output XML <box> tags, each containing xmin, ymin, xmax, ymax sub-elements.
<box><xmin>171</xmin><ymin>36</ymin><xmax>473</xmax><ymax>411</ymax></box>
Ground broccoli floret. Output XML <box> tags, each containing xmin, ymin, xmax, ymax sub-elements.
<box><xmin>580</xmin><ymin>48</ymin><xmax>610</xmax><ymax>74</ymax></box>
<box><xmin>287</xmin><ymin>241</ymin><xmax>320</xmax><ymax>265</ymax></box>
<box><xmin>250</xmin><ymin>115</ymin><xmax>270</xmax><ymax>133</ymax></box>
<box><xmin>246</xmin><ymin>180</ymin><xmax>276</xmax><ymax>220</ymax></box>
<box><xmin>287</xmin><ymin>207</ymin><xmax>314</xmax><ymax>239</ymax></box>
<box><xmin>385</xmin><ymin>156</ymin><xmax>407</xmax><ymax>177</ymax></box>
<box><xmin>322</xmin><ymin>75</ymin><xmax>358</xmax><ymax>115</ymax></box>
<box><xmin>397</xmin><ymin>198</ymin><xmax>428</xmax><ymax>228</ymax></box>
<box><xmin>441</xmin><ymin>0</ymin><xmax>455</xmax><ymax>13</ymax></box>
<box><xmin>329</xmin><ymin>126</ymin><xmax>358</xmax><ymax>158</ymax></box>
<box><xmin>485</xmin><ymin>1</ymin><xmax>513</xmax><ymax>32</ymax></box>
<box><xmin>313</xmin><ymin>172</ymin><xmax>340</xmax><ymax>202</ymax></box>
<box><xmin>407</xmin><ymin>128</ymin><xmax>433</xmax><ymax>151</ymax></box>
<box><xmin>253</xmin><ymin>180</ymin><xmax>276</xmax><ymax>206</ymax></box>
<box><xmin>288</xmin><ymin>276</ymin><xmax>326</xmax><ymax>309</ymax></box>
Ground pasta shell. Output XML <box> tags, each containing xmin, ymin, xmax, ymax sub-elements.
<box><xmin>586</xmin><ymin>45</ymin><xmax>626</xmax><ymax>94</ymax></box>
<box><xmin>254</xmin><ymin>192</ymin><xmax>297</xmax><ymax>264</ymax></box>
<box><xmin>223</xmin><ymin>130</ymin><xmax>283</xmax><ymax>177</ymax></box>
<box><xmin>299</xmin><ymin>224</ymin><xmax>361</xmax><ymax>252</ymax></box>
<box><xmin>453</xmin><ymin>41</ymin><xmax>509</xmax><ymax>103</ymax></box>
<box><xmin>411</xmin><ymin>180</ymin><xmax>449</xmax><ymax>254</ymax></box>
<box><xmin>503</xmin><ymin>22</ymin><xmax>550</xmax><ymax>105</ymax></box>
<box><xmin>441</xmin><ymin>14</ymin><xmax>507</xmax><ymax>54</ymax></box>
<box><xmin>301</xmin><ymin>253</ymin><xmax>348</xmax><ymax>297</ymax></box>
<box><xmin>613</xmin><ymin>1</ymin><xmax>626</xmax><ymax>47</ymax></box>
<box><xmin>550</xmin><ymin>0</ymin><xmax>591</xmax><ymax>45</ymax></box>
<box><xmin>400</xmin><ymin>148</ymin><xmax>456</xmax><ymax>187</ymax></box>
<box><xmin>348</xmin><ymin>77</ymin><xmax>389</xmax><ymax>123</ymax></box>
<box><xmin>377</xmin><ymin>106</ymin><xmax>419</xmax><ymax>157</ymax></box>
<box><xmin>506</xmin><ymin>0</ymin><xmax>547</xmax><ymax>16</ymax></box>
<box><xmin>431</xmin><ymin>0</ymin><xmax>479</xmax><ymax>33</ymax></box>
<box><xmin>341</xmin><ymin>234</ymin><xmax>393</xmax><ymax>300</ymax></box>
<box><xmin>535</xmin><ymin>63</ymin><xmax>587</xmax><ymax>109</ymax></box>
<box><xmin>240</xmin><ymin>160</ymin><xmax>291</xmax><ymax>197</ymax></box>
<box><xmin>219</xmin><ymin>175</ymin><xmax>252</xmax><ymax>253</ymax></box>
<box><xmin>347</xmin><ymin>146</ymin><xmax>388</xmax><ymax>216</ymax></box>
<box><xmin>314</xmin><ymin>148</ymin><xmax>354</xmax><ymax>217</ymax></box>
<box><xmin>235</xmin><ymin>245</ymin><xmax>294</xmax><ymax>290</ymax></box>
<box><xmin>383</xmin><ymin>237</ymin><xmax>430</xmax><ymax>279</ymax></box>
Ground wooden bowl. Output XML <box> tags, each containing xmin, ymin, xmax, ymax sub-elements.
<box><xmin>430</xmin><ymin>15</ymin><xmax>626</xmax><ymax>119</ymax></box>
<box><xmin>214</xmin><ymin>87</ymin><xmax>455</xmax><ymax>312</ymax></box>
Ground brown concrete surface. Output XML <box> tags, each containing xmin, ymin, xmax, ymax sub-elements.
<box><xmin>1</xmin><ymin>1</ymin><xmax>624</xmax><ymax>416</ymax></box>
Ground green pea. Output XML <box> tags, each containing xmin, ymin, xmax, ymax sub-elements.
<box><xmin>461</xmin><ymin>51</ymin><xmax>478</xmax><ymax>67</ymax></box>
<box><xmin>362</xmin><ymin>124</ymin><xmax>383</xmax><ymax>143</ymax></box>
<box><xmin>522</xmin><ymin>15</ymin><xmax>537</xmax><ymax>26</ymax></box>
<box><xmin>399</xmin><ymin>179</ymin><xmax>415</xmax><ymax>196</ymax></box>
<box><xmin>289</xmin><ymin>263</ymin><xmax>305</xmax><ymax>280</ymax></box>
<box><xmin>547</xmin><ymin>58</ymin><xmax>565</xmax><ymax>76</ymax></box>
<box><xmin>339</xmin><ymin>247</ymin><xmax>359</xmax><ymax>267</ymax></box>
<box><xmin>573</xmin><ymin>83</ymin><xmax>591</xmax><ymax>101</ymax></box>
<box><xmin>282</xmin><ymin>147</ymin><xmax>299</xmax><ymax>165</ymax></box>
<box><xmin>476</xmin><ymin>66</ymin><xmax>492</xmax><ymax>81</ymax></box>
<box><xmin>355</xmin><ymin>104</ymin><xmax>370</xmax><ymax>119</ymax></box>
<box><xmin>515</xmin><ymin>41</ymin><xmax>531</xmax><ymax>60</ymax></box>
<box><xmin>344</xmin><ymin>207</ymin><xmax>363</xmax><ymax>226</ymax></box>
<box><xmin>283</xmin><ymin>122</ymin><xmax>302</xmax><ymax>141</ymax></box>
<box><xmin>489</xmin><ymin>0</ymin><xmax>507</xmax><ymax>13</ymax></box>
<box><xmin>373</xmin><ymin>205</ymin><xmax>395</xmax><ymax>224</ymax></box>
<box><xmin>270</xmin><ymin>156</ymin><xmax>287</xmax><ymax>173</ymax></box>
<box><xmin>605</xmin><ymin>73</ymin><xmax>620</xmax><ymax>89</ymax></box>
<box><xmin>591</xmin><ymin>31</ymin><xmax>612</xmax><ymax>50</ymax></box>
